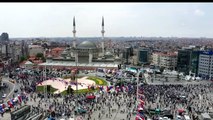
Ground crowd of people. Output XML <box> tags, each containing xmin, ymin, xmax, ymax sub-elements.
<box><xmin>138</xmin><ymin>82</ymin><xmax>213</xmax><ymax>119</ymax></box>
<box><xmin>2</xmin><ymin>67</ymin><xmax>213</xmax><ymax>120</ymax></box>
<box><xmin>3</xmin><ymin>68</ymin><xmax>138</xmax><ymax>119</ymax></box>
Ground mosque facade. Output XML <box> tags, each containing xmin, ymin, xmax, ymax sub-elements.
<box><xmin>39</xmin><ymin>17</ymin><xmax>121</xmax><ymax>70</ymax></box>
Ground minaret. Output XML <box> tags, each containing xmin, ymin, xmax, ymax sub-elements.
<box><xmin>73</xmin><ymin>16</ymin><xmax>76</xmax><ymax>48</ymax></box>
<box><xmin>101</xmin><ymin>16</ymin><xmax>105</xmax><ymax>55</ymax></box>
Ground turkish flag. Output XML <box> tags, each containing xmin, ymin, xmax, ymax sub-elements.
<box><xmin>18</xmin><ymin>95</ymin><xmax>22</xmax><ymax>103</ymax></box>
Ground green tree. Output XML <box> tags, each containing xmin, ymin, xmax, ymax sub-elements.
<box><xmin>159</xmin><ymin>67</ymin><xmax>165</xmax><ymax>74</ymax></box>
<box><xmin>41</xmin><ymin>56</ymin><xmax>46</xmax><ymax>62</ymax></box>
<box><xmin>165</xmin><ymin>76</ymin><xmax>168</xmax><ymax>82</ymax></box>
<box><xmin>67</xmin><ymin>85</ymin><xmax>74</xmax><ymax>95</ymax></box>
<box><xmin>20</xmin><ymin>56</ymin><xmax>27</xmax><ymax>62</ymax></box>
<box><xmin>36</xmin><ymin>53</ymin><xmax>44</xmax><ymax>58</ymax></box>
<box><xmin>177</xmin><ymin>71</ymin><xmax>180</xmax><ymax>81</ymax></box>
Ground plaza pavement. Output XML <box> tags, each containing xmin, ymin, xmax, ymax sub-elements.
<box><xmin>37</xmin><ymin>77</ymin><xmax>96</xmax><ymax>94</ymax></box>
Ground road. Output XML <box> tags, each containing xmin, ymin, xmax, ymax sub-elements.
<box><xmin>1</xmin><ymin>77</ymin><xmax>16</xmax><ymax>102</ymax></box>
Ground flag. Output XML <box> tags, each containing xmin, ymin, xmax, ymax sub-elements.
<box><xmin>125</xmin><ymin>86</ymin><xmax>129</xmax><ymax>92</ymax></box>
<box><xmin>135</xmin><ymin>115</ymin><xmax>145</xmax><ymax>120</ymax></box>
<box><xmin>7</xmin><ymin>101</ymin><xmax>13</xmax><ymax>108</ymax></box>
<box><xmin>0</xmin><ymin>105</ymin><xmax>3</xmax><ymax>112</ymax></box>
<box><xmin>139</xmin><ymin>99</ymin><xmax>145</xmax><ymax>105</ymax></box>
<box><xmin>106</xmin><ymin>86</ymin><xmax>109</xmax><ymax>92</ymax></box>
<box><xmin>100</xmin><ymin>86</ymin><xmax>103</xmax><ymax>91</ymax></box>
<box><xmin>10</xmin><ymin>99</ymin><xmax>15</xmax><ymax>105</ymax></box>
<box><xmin>18</xmin><ymin>95</ymin><xmax>22</xmax><ymax>103</ymax></box>
<box><xmin>109</xmin><ymin>86</ymin><xmax>113</xmax><ymax>90</ymax></box>
<box><xmin>1</xmin><ymin>104</ymin><xmax>5</xmax><ymax>109</ymax></box>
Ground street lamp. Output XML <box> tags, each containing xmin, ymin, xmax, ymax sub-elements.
<box><xmin>44</xmin><ymin>65</ymin><xmax>47</xmax><ymax>101</ymax></box>
<box><xmin>74</xmin><ymin>56</ymin><xmax>78</xmax><ymax>119</ymax></box>
<box><xmin>75</xmin><ymin>62</ymin><xmax>78</xmax><ymax>97</ymax></box>
<box><xmin>136</xmin><ymin>70</ymin><xmax>141</xmax><ymax>108</ymax></box>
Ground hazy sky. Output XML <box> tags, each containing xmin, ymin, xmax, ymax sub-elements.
<box><xmin>0</xmin><ymin>2</ymin><xmax>213</xmax><ymax>38</ymax></box>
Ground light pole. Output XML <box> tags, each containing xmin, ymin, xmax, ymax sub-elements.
<box><xmin>136</xmin><ymin>69</ymin><xmax>141</xmax><ymax>108</ymax></box>
<box><xmin>74</xmin><ymin>56</ymin><xmax>78</xmax><ymax>119</ymax></box>
<box><xmin>75</xmin><ymin>60</ymin><xmax>78</xmax><ymax>96</ymax></box>
<box><xmin>44</xmin><ymin>65</ymin><xmax>47</xmax><ymax>101</ymax></box>
<box><xmin>209</xmin><ymin>59</ymin><xmax>212</xmax><ymax>81</ymax></box>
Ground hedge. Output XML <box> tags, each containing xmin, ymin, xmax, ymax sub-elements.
<box><xmin>36</xmin><ymin>85</ymin><xmax>58</xmax><ymax>93</ymax></box>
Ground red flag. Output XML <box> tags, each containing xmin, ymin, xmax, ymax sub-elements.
<box><xmin>7</xmin><ymin>101</ymin><xmax>13</xmax><ymax>108</ymax></box>
<box><xmin>18</xmin><ymin>95</ymin><xmax>22</xmax><ymax>103</ymax></box>
<box><xmin>106</xmin><ymin>86</ymin><xmax>109</xmax><ymax>92</ymax></box>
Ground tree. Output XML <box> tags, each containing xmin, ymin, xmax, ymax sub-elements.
<box><xmin>165</xmin><ymin>76</ymin><xmax>168</xmax><ymax>82</ymax></box>
<box><xmin>20</xmin><ymin>56</ymin><xmax>27</xmax><ymax>62</ymax></box>
<box><xmin>67</xmin><ymin>85</ymin><xmax>74</xmax><ymax>95</ymax></box>
<box><xmin>41</xmin><ymin>56</ymin><xmax>46</xmax><ymax>62</ymax></box>
<box><xmin>36</xmin><ymin>53</ymin><xmax>44</xmax><ymax>58</ymax></box>
<box><xmin>159</xmin><ymin>67</ymin><xmax>165</xmax><ymax>74</ymax></box>
<box><xmin>177</xmin><ymin>71</ymin><xmax>180</xmax><ymax>81</ymax></box>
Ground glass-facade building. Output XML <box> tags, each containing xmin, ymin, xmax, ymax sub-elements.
<box><xmin>177</xmin><ymin>49</ymin><xmax>192</xmax><ymax>75</ymax></box>
<box><xmin>190</xmin><ymin>51</ymin><xmax>199</xmax><ymax>75</ymax></box>
<box><xmin>138</xmin><ymin>48</ymin><xmax>149</xmax><ymax>64</ymax></box>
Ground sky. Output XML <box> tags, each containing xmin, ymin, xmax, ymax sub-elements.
<box><xmin>0</xmin><ymin>2</ymin><xmax>213</xmax><ymax>38</ymax></box>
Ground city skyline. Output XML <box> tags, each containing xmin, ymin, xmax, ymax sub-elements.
<box><xmin>0</xmin><ymin>2</ymin><xmax>213</xmax><ymax>38</ymax></box>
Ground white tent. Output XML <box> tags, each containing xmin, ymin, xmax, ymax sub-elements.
<box><xmin>185</xmin><ymin>75</ymin><xmax>191</xmax><ymax>81</ymax></box>
<box><xmin>195</xmin><ymin>77</ymin><xmax>201</xmax><ymax>80</ymax></box>
<box><xmin>25</xmin><ymin>61</ymin><xmax>33</xmax><ymax>65</ymax></box>
<box><xmin>24</xmin><ymin>61</ymin><xmax>34</xmax><ymax>69</ymax></box>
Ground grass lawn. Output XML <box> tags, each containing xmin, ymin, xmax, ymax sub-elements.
<box><xmin>61</xmin><ymin>88</ymin><xmax>98</xmax><ymax>95</ymax></box>
<box><xmin>87</xmin><ymin>76</ymin><xmax>108</xmax><ymax>86</ymax></box>
<box><xmin>36</xmin><ymin>85</ymin><xmax>58</xmax><ymax>93</ymax></box>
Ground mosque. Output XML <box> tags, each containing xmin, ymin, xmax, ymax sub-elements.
<box><xmin>38</xmin><ymin>17</ymin><xmax>121</xmax><ymax>70</ymax></box>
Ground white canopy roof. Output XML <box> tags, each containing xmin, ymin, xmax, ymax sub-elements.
<box><xmin>25</xmin><ymin>61</ymin><xmax>33</xmax><ymax>65</ymax></box>
<box><xmin>38</xmin><ymin>61</ymin><xmax>118</xmax><ymax>68</ymax></box>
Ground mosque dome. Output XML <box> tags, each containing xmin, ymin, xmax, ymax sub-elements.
<box><xmin>77</xmin><ymin>41</ymin><xmax>97</xmax><ymax>49</ymax></box>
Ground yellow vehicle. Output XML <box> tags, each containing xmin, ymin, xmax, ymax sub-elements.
<box><xmin>10</xmin><ymin>80</ymin><xmax>15</xmax><ymax>83</ymax></box>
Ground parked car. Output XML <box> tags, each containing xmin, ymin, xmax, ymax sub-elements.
<box><xmin>2</xmin><ymin>94</ymin><xmax>7</xmax><ymax>98</ymax></box>
<box><xmin>14</xmin><ymin>89</ymin><xmax>18</xmax><ymax>93</ymax></box>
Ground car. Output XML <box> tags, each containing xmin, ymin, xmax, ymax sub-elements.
<box><xmin>4</xmin><ymin>107</ymin><xmax>11</xmax><ymax>112</ymax></box>
<box><xmin>14</xmin><ymin>89</ymin><xmax>18</xmax><ymax>93</ymax></box>
<box><xmin>2</xmin><ymin>94</ymin><xmax>7</xmax><ymax>98</ymax></box>
<box><xmin>10</xmin><ymin>80</ymin><xmax>15</xmax><ymax>83</ymax></box>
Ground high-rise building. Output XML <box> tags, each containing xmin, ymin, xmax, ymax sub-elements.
<box><xmin>177</xmin><ymin>49</ymin><xmax>192</xmax><ymax>75</ymax></box>
<box><xmin>122</xmin><ymin>47</ymin><xmax>131</xmax><ymax>64</ymax></box>
<box><xmin>198</xmin><ymin>51</ymin><xmax>213</xmax><ymax>80</ymax></box>
<box><xmin>177</xmin><ymin>47</ymin><xmax>200</xmax><ymax>75</ymax></box>
<box><xmin>138</xmin><ymin>48</ymin><xmax>150</xmax><ymax>65</ymax></box>
<box><xmin>0</xmin><ymin>32</ymin><xmax>9</xmax><ymax>58</ymax></box>
<box><xmin>191</xmin><ymin>50</ymin><xmax>200</xmax><ymax>76</ymax></box>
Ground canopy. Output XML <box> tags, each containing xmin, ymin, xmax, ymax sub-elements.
<box><xmin>86</xmin><ymin>95</ymin><xmax>96</xmax><ymax>99</ymax></box>
<box><xmin>178</xmin><ymin>109</ymin><xmax>185</xmax><ymax>113</ymax></box>
<box><xmin>25</xmin><ymin>61</ymin><xmax>33</xmax><ymax>65</ymax></box>
<box><xmin>138</xmin><ymin>107</ymin><xmax>144</xmax><ymax>111</ymax></box>
<box><xmin>135</xmin><ymin>115</ymin><xmax>145</xmax><ymax>120</ymax></box>
<box><xmin>155</xmin><ymin>109</ymin><xmax>161</xmax><ymax>112</ymax></box>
